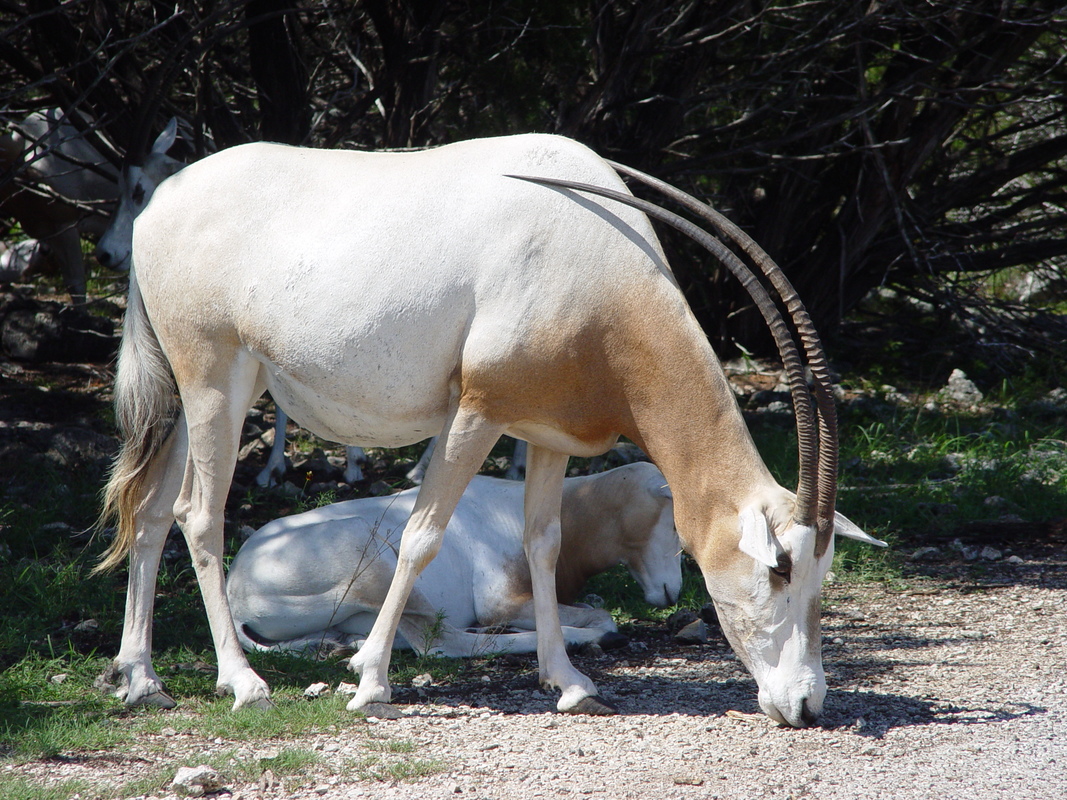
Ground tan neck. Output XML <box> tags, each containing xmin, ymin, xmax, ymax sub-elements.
<box><xmin>613</xmin><ymin>304</ymin><xmax>779</xmax><ymax>562</ymax></box>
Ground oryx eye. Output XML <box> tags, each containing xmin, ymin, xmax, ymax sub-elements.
<box><xmin>770</xmin><ymin>555</ymin><xmax>793</xmax><ymax>583</ymax></box>
<box><xmin>132</xmin><ymin>184</ymin><xmax>146</xmax><ymax>205</ymax></box>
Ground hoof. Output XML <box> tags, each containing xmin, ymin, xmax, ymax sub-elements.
<box><xmin>564</xmin><ymin>695</ymin><xmax>618</xmax><ymax>716</ymax></box>
<box><xmin>244</xmin><ymin>697</ymin><xmax>276</xmax><ymax>711</ymax></box>
<box><xmin>598</xmin><ymin>631</ymin><xmax>629</xmax><ymax>651</ymax></box>
<box><xmin>359</xmin><ymin>702</ymin><xmax>404</xmax><ymax>720</ymax></box>
<box><xmin>132</xmin><ymin>690</ymin><xmax>178</xmax><ymax>710</ymax></box>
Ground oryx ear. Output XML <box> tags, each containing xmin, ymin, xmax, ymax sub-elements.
<box><xmin>738</xmin><ymin>506</ymin><xmax>784</xmax><ymax>568</ymax></box>
<box><xmin>834</xmin><ymin>511</ymin><xmax>888</xmax><ymax>547</ymax></box>
<box><xmin>152</xmin><ymin>118</ymin><xmax>178</xmax><ymax>155</ymax></box>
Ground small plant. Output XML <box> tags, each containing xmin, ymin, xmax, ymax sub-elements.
<box><xmin>415</xmin><ymin>610</ymin><xmax>448</xmax><ymax>657</ymax></box>
<box><xmin>351</xmin><ymin>754</ymin><xmax>446</xmax><ymax>782</ymax></box>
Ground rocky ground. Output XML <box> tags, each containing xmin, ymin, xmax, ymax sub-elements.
<box><xmin>6</xmin><ymin>548</ymin><xmax>1065</xmax><ymax>800</ymax></box>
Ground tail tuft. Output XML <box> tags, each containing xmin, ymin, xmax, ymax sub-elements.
<box><xmin>94</xmin><ymin>273</ymin><xmax>179</xmax><ymax>573</ymax></box>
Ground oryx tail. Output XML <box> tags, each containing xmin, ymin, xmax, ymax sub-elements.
<box><xmin>95</xmin><ymin>271</ymin><xmax>179</xmax><ymax>572</ymax></box>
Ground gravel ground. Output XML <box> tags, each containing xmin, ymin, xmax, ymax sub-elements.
<box><xmin>7</xmin><ymin>544</ymin><xmax>1065</xmax><ymax>800</ymax></box>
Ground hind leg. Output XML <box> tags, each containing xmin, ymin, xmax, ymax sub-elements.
<box><xmin>107</xmin><ymin>418</ymin><xmax>187</xmax><ymax>707</ymax></box>
<box><xmin>255</xmin><ymin>401</ymin><xmax>290</xmax><ymax>488</ymax></box>
<box><xmin>347</xmin><ymin>404</ymin><xmax>503</xmax><ymax>710</ymax></box>
<box><xmin>174</xmin><ymin>357</ymin><xmax>272</xmax><ymax>709</ymax></box>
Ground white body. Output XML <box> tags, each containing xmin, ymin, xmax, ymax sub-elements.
<box><xmin>0</xmin><ymin>109</ymin><xmax>118</xmax><ymax>300</ymax></box>
<box><xmin>100</xmin><ymin>132</ymin><xmax>880</xmax><ymax>728</ymax></box>
<box><xmin>93</xmin><ymin>122</ymin><xmax>370</xmax><ymax>488</ymax></box>
<box><xmin>227</xmin><ymin>463</ymin><xmax>679</xmax><ymax>656</ymax></box>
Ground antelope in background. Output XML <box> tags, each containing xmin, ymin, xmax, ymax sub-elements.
<box><xmin>1</xmin><ymin>108</ymin><xmax>120</xmax><ymax>303</ymax></box>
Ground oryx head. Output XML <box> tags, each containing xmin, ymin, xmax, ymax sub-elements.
<box><xmin>702</xmin><ymin>492</ymin><xmax>881</xmax><ymax>727</ymax></box>
<box><xmin>622</xmin><ymin>467</ymin><xmax>681</xmax><ymax>609</ymax></box>
<box><xmin>95</xmin><ymin>118</ymin><xmax>184</xmax><ymax>273</ymax></box>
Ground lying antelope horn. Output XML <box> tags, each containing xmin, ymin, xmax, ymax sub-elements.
<box><xmin>507</xmin><ymin>173</ymin><xmax>821</xmax><ymax>533</ymax></box>
<box><xmin>604</xmin><ymin>162</ymin><xmax>838</xmax><ymax>556</ymax></box>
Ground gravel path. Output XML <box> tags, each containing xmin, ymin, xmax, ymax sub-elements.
<box><xmin>9</xmin><ymin>545</ymin><xmax>1065</xmax><ymax>800</ymax></box>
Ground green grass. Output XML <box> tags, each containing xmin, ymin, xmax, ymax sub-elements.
<box><xmin>0</xmin><ymin>776</ymin><xmax>95</xmax><ymax>800</ymax></box>
<box><xmin>351</xmin><ymin>754</ymin><xmax>447</xmax><ymax>782</ymax></box>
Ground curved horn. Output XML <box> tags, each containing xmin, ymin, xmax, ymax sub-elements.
<box><xmin>605</xmin><ymin>162</ymin><xmax>838</xmax><ymax>557</ymax></box>
<box><xmin>507</xmin><ymin>173</ymin><xmax>820</xmax><ymax>529</ymax></box>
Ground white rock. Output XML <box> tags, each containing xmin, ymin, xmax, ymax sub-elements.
<box><xmin>944</xmin><ymin>369</ymin><xmax>983</xmax><ymax>405</ymax></box>
<box><xmin>304</xmin><ymin>681</ymin><xmax>331</xmax><ymax>698</ymax></box>
<box><xmin>171</xmin><ymin>765</ymin><xmax>223</xmax><ymax>797</ymax></box>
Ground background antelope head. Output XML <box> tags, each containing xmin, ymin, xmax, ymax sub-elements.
<box><xmin>95</xmin><ymin>118</ymin><xmax>183</xmax><ymax>273</ymax></box>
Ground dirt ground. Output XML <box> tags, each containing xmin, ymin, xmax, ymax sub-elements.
<box><xmin>6</xmin><ymin>544</ymin><xmax>1065</xmax><ymax>800</ymax></box>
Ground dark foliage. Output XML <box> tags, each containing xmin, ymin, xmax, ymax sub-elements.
<box><xmin>1</xmin><ymin>1</ymin><xmax>1065</xmax><ymax>354</ymax></box>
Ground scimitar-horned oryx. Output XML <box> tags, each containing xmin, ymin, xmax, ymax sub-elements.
<box><xmin>1</xmin><ymin>108</ymin><xmax>120</xmax><ymax>303</ymax></box>
<box><xmin>226</xmin><ymin>462</ymin><xmax>680</xmax><ymax>658</ymax></box>
<box><xmin>95</xmin><ymin>132</ymin><xmax>884</xmax><ymax>728</ymax></box>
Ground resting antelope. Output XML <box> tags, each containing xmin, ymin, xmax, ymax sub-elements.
<box><xmin>227</xmin><ymin>462</ymin><xmax>680</xmax><ymax>657</ymax></box>
<box><xmin>96</xmin><ymin>132</ymin><xmax>884</xmax><ymax>728</ymax></box>
<box><xmin>1</xmin><ymin>108</ymin><xmax>119</xmax><ymax>302</ymax></box>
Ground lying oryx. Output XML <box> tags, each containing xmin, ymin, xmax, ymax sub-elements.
<box><xmin>97</xmin><ymin>132</ymin><xmax>884</xmax><ymax>727</ymax></box>
<box><xmin>227</xmin><ymin>462</ymin><xmax>680</xmax><ymax>657</ymax></box>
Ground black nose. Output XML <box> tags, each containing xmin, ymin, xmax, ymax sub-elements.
<box><xmin>95</xmin><ymin>248</ymin><xmax>111</xmax><ymax>267</ymax></box>
<box><xmin>800</xmin><ymin>698</ymin><xmax>819</xmax><ymax>727</ymax></box>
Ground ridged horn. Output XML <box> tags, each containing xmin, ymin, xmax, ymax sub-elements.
<box><xmin>605</xmin><ymin>162</ymin><xmax>838</xmax><ymax>557</ymax></box>
<box><xmin>507</xmin><ymin>173</ymin><xmax>821</xmax><ymax>534</ymax></box>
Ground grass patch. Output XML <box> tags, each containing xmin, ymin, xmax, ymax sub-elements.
<box><xmin>351</xmin><ymin>754</ymin><xmax>447</xmax><ymax>782</ymax></box>
<box><xmin>0</xmin><ymin>776</ymin><xmax>94</xmax><ymax>800</ymax></box>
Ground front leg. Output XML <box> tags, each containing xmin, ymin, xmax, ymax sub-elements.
<box><xmin>523</xmin><ymin>445</ymin><xmax>614</xmax><ymax>715</ymax></box>
<box><xmin>347</xmin><ymin>407</ymin><xmax>503</xmax><ymax>711</ymax></box>
<box><xmin>497</xmin><ymin>600</ymin><xmax>617</xmax><ymax>635</ymax></box>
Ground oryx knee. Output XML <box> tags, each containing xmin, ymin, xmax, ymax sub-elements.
<box><xmin>396</xmin><ymin>526</ymin><xmax>445</xmax><ymax>574</ymax></box>
<box><xmin>524</xmin><ymin>522</ymin><xmax>562</xmax><ymax>570</ymax></box>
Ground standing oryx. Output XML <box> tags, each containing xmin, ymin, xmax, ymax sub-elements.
<box><xmin>96</xmin><ymin>133</ymin><xmax>884</xmax><ymax>728</ymax></box>
<box><xmin>1</xmin><ymin>108</ymin><xmax>120</xmax><ymax>302</ymax></box>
